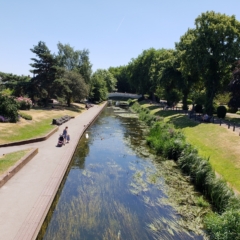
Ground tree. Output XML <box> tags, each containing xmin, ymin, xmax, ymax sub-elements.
<box><xmin>108</xmin><ymin>66</ymin><xmax>133</xmax><ymax>93</ymax></box>
<box><xmin>77</xmin><ymin>49</ymin><xmax>92</xmax><ymax>85</ymax></box>
<box><xmin>192</xmin><ymin>11</ymin><xmax>240</xmax><ymax>114</ymax></box>
<box><xmin>91</xmin><ymin>69</ymin><xmax>116</xmax><ymax>92</ymax></box>
<box><xmin>57</xmin><ymin>43</ymin><xmax>80</xmax><ymax>71</ymax></box>
<box><xmin>89</xmin><ymin>70</ymin><xmax>108</xmax><ymax>102</ymax></box>
<box><xmin>228</xmin><ymin>60</ymin><xmax>240</xmax><ymax>109</ymax></box>
<box><xmin>60</xmin><ymin>71</ymin><xmax>89</xmax><ymax>106</ymax></box>
<box><xmin>157</xmin><ymin>50</ymin><xmax>183</xmax><ymax>106</ymax></box>
<box><xmin>176</xmin><ymin>29</ymin><xmax>203</xmax><ymax>110</ymax></box>
<box><xmin>0</xmin><ymin>73</ymin><xmax>31</xmax><ymax>97</ymax></box>
<box><xmin>29</xmin><ymin>41</ymin><xmax>59</xmax><ymax>103</ymax></box>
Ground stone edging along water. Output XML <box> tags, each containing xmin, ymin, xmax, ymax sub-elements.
<box><xmin>14</xmin><ymin>102</ymin><xmax>108</xmax><ymax>240</ymax></box>
<box><xmin>0</xmin><ymin>148</ymin><xmax>38</xmax><ymax>188</ymax></box>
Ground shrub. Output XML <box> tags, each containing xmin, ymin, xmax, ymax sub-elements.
<box><xmin>217</xmin><ymin>106</ymin><xmax>227</xmax><ymax>118</ymax></box>
<box><xmin>205</xmin><ymin>209</ymin><xmax>240</xmax><ymax>240</ymax></box>
<box><xmin>15</xmin><ymin>97</ymin><xmax>32</xmax><ymax>110</ymax></box>
<box><xmin>187</xmin><ymin>99</ymin><xmax>193</xmax><ymax>105</ymax></box>
<box><xmin>205</xmin><ymin>176</ymin><xmax>234</xmax><ymax>212</ymax></box>
<box><xmin>196</xmin><ymin>196</ymin><xmax>210</xmax><ymax>208</ymax></box>
<box><xmin>194</xmin><ymin>104</ymin><xmax>203</xmax><ymax>113</ymax></box>
<box><xmin>0</xmin><ymin>94</ymin><xmax>18</xmax><ymax>122</ymax></box>
<box><xmin>19</xmin><ymin>112</ymin><xmax>32</xmax><ymax>120</ymax></box>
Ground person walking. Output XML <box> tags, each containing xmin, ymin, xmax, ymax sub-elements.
<box><xmin>62</xmin><ymin>126</ymin><xmax>68</xmax><ymax>145</ymax></box>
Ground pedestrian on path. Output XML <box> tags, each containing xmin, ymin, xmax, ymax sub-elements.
<box><xmin>62</xmin><ymin>126</ymin><xmax>68</xmax><ymax>145</ymax></box>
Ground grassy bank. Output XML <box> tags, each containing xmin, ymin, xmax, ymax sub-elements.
<box><xmin>0</xmin><ymin>103</ymin><xmax>84</xmax><ymax>144</ymax></box>
<box><xmin>137</xmin><ymin>100</ymin><xmax>240</xmax><ymax>193</ymax></box>
<box><xmin>0</xmin><ymin>149</ymin><xmax>31</xmax><ymax>174</ymax></box>
<box><xmin>131</xmin><ymin>101</ymin><xmax>240</xmax><ymax>239</ymax></box>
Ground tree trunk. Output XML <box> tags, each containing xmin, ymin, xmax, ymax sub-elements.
<box><xmin>67</xmin><ymin>98</ymin><xmax>71</xmax><ymax>107</ymax></box>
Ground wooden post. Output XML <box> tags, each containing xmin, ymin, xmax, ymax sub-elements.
<box><xmin>220</xmin><ymin>118</ymin><xmax>221</xmax><ymax>126</ymax></box>
<box><xmin>233</xmin><ymin>123</ymin><xmax>235</xmax><ymax>132</ymax></box>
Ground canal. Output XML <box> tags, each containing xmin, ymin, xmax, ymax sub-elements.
<box><xmin>38</xmin><ymin>105</ymin><xmax>206</xmax><ymax>240</ymax></box>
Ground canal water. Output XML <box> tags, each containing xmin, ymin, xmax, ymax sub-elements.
<box><xmin>38</xmin><ymin>105</ymin><xmax>206</xmax><ymax>240</ymax></box>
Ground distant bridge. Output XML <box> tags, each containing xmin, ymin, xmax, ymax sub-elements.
<box><xmin>108</xmin><ymin>92</ymin><xmax>142</xmax><ymax>99</ymax></box>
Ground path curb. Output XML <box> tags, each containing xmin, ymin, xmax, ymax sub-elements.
<box><xmin>0</xmin><ymin>148</ymin><xmax>38</xmax><ymax>188</ymax></box>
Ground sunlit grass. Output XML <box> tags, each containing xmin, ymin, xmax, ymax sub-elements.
<box><xmin>0</xmin><ymin>149</ymin><xmax>31</xmax><ymax>174</ymax></box>
<box><xmin>0</xmin><ymin>106</ymin><xmax>83</xmax><ymax>144</ymax></box>
<box><xmin>137</xmin><ymin>103</ymin><xmax>240</xmax><ymax>192</ymax></box>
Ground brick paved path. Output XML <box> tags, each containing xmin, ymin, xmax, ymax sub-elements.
<box><xmin>0</xmin><ymin>103</ymin><xmax>107</xmax><ymax>240</ymax></box>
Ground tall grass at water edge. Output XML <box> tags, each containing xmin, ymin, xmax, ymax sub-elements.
<box><xmin>131</xmin><ymin>102</ymin><xmax>240</xmax><ymax>240</ymax></box>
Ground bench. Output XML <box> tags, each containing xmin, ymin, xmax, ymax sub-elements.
<box><xmin>52</xmin><ymin>115</ymin><xmax>72</xmax><ymax>125</ymax></box>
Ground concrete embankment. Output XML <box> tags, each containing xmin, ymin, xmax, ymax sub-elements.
<box><xmin>0</xmin><ymin>102</ymin><xmax>107</xmax><ymax>240</ymax></box>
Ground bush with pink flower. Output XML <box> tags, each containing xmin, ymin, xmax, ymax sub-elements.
<box><xmin>15</xmin><ymin>97</ymin><xmax>33</xmax><ymax>110</ymax></box>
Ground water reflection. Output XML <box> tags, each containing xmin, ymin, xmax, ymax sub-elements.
<box><xmin>38</xmin><ymin>106</ymin><xmax>206</xmax><ymax>240</ymax></box>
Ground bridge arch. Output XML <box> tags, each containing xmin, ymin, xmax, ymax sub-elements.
<box><xmin>108</xmin><ymin>92</ymin><xmax>142</xmax><ymax>99</ymax></box>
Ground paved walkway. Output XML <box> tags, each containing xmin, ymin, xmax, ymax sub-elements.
<box><xmin>0</xmin><ymin>103</ymin><xmax>107</xmax><ymax>240</ymax></box>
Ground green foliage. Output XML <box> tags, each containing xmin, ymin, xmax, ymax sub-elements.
<box><xmin>196</xmin><ymin>196</ymin><xmax>210</xmax><ymax>208</ymax></box>
<box><xmin>131</xmin><ymin>100</ymin><xmax>240</xmax><ymax>237</ymax></box>
<box><xmin>0</xmin><ymin>88</ymin><xmax>13</xmax><ymax>96</ymax></box>
<box><xmin>109</xmin><ymin>66</ymin><xmax>134</xmax><ymax>93</ymax></box>
<box><xmin>57</xmin><ymin>43</ymin><xmax>92</xmax><ymax>85</ymax></box>
<box><xmin>91</xmin><ymin>69</ymin><xmax>117</xmax><ymax>92</ymax></box>
<box><xmin>0</xmin><ymin>94</ymin><xmax>18</xmax><ymax>122</ymax></box>
<box><xmin>89</xmin><ymin>70</ymin><xmax>108</xmax><ymax>102</ymax></box>
<box><xmin>205</xmin><ymin>210</ymin><xmax>240</xmax><ymax>240</ymax></box>
<box><xmin>215</xmin><ymin>92</ymin><xmax>231</xmax><ymax>105</ymax></box>
<box><xmin>19</xmin><ymin>112</ymin><xmax>32</xmax><ymax>120</ymax></box>
<box><xmin>146</xmin><ymin>121</ymin><xmax>186</xmax><ymax>160</ymax></box>
<box><xmin>131</xmin><ymin>102</ymin><xmax>156</xmax><ymax>126</ymax></box>
<box><xmin>29</xmin><ymin>41</ymin><xmax>59</xmax><ymax>102</ymax></box>
<box><xmin>60</xmin><ymin>70</ymin><xmax>88</xmax><ymax>106</ymax></box>
<box><xmin>217</xmin><ymin>106</ymin><xmax>227</xmax><ymax>118</ymax></box>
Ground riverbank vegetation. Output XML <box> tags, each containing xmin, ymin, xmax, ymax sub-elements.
<box><xmin>131</xmin><ymin>101</ymin><xmax>240</xmax><ymax>239</ymax></box>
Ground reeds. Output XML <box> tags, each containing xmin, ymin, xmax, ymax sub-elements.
<box><xmin>131</xmin><ymin>102</ymin><xmax>240</xmax><ymax>239</ymax></box>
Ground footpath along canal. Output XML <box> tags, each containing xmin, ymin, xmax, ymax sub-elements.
<box><xmin>37</xmin><ymin>104</ymin><xmax>209</xmax><ymax>240</ymax></box>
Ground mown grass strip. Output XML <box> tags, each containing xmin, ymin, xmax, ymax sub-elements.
<box><xmin>0</xmin><ymin>149</ymin><xmax>30</xmax><ymax>175</ymax></box>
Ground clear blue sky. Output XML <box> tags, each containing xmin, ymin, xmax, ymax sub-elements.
<box><xmin>1</xmin><ymin>0</ymin><xmax>240</xmax><ymax>76</ymax></box>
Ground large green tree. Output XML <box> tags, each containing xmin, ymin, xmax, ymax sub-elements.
<box><xmin>60</xmin><ymin>71</ymin><xmax>89</xmax><ymax>106</ymax></box>
<box><xmin>108</xmin><ymin>66</ymin><xmax>133</xmax><ymax>93</ymax></box>
<box><xmin>89</xmin><ymin>70</ymin><xmax>109</xmax><ymax>102</ymax></box>
<box><xmin>191</xmin><ymin>11</ymin><xmax>240</xmax><ymax>114</ymax></box>
<box><xmin>127</xmin><ymin>48</ymin><xmax>168</xmax><ymax>99</ymax></box>
<box><xmin>29</xmin><ymin>41</ymin><xmax>59</xmax><ymax>103</ymax></box>
<box><xmin>157</xmin><ymin>50</ymin><xmax>183</xmax><ymax>106</ymax></box>
<box><xmin>57</xmin><ymin>43</ymin><xmax>92</xmax><ymax>84</ymax></box>
<box><xmin>176</xmin><ymin>29</ymin><xmax>204</xmax><ymax>110</ymax></box>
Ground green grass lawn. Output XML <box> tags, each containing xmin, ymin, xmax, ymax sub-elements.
<box><xmin>0</xmin><ymin>105</ymin><xmax>83</xmax><ymax>144</ymax></box>
<box><xmin>0</xmin><ymin>117</ymin><xmax>59</xmax><ymax>143</ymax></box>
<box><xmin>0</xmin><ymin>149</ymin><xmax>31</xmax><ymax>175</ymax></box>
<box><xmin>139</xmin><ymin>102</ymin><xmax>240</xmax><ymax>192</ymax></box>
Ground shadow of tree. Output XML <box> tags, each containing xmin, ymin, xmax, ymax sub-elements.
<box><xmin>167</xmin><ymin>115</ymin><xmax>200</xmax><ymax>129</ymax></box>
<box><xmin>147</xmin><ymin>105</ymin><xmax>162</xmax><ymax>111</ymax></box>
